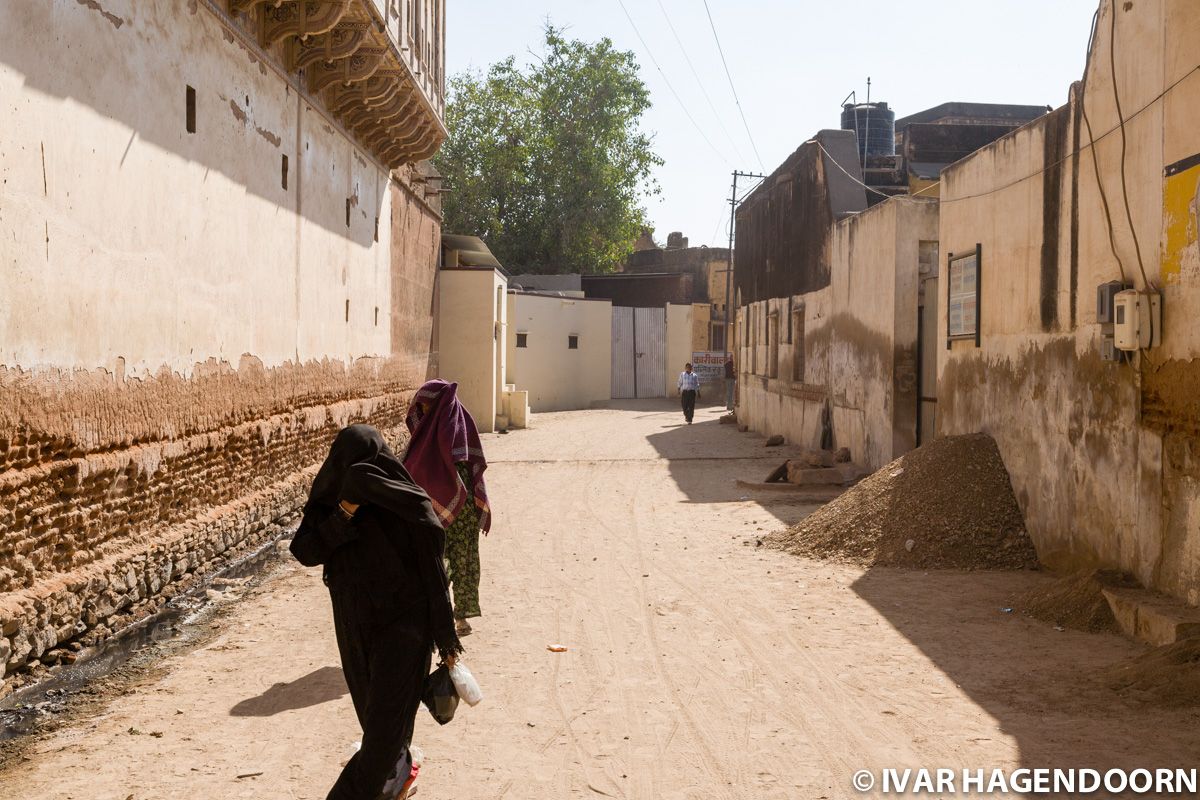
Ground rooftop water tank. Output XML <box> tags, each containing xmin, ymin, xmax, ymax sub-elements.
<box><xmin>841</xmin><ymin>101</ymin><xmax>896</xmax><ymax>161</ymax></box>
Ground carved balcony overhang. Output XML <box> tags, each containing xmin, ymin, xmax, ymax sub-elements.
<box><xmin>225</xmin><ymin>0</ymin><xmax>447</xmax><ymax>169</ymax></box>
<box><xmin>263</xmin><ymin>0</ymin><xmax>351</xmax><ymax>47</ymax></box>
<box><xmin>308</xmin><ymin>46</ymin><xmax>388</xmax><ymax>93</ymax></box>
<box><xmin>346</xmin><ymin>92</ymin><xmax>417</xmax><ymax>133</ymax></box>
<box><xmin>329</xmin><ymin>75</ymin><xmax>400</xmax><ymax>115</ymax></box>
<box><xmin>291</xmin><ymin>21</ymin><xmax>372</xmax><ymax>71</ymax></box>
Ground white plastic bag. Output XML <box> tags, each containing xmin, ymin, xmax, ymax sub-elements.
<box><xmin>449</xmin><ymin>661</ymin><xmax>483</xmax><ymax>706</ymax></box>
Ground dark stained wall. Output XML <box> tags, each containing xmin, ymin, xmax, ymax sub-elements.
<box><xmin>734</xmin><ymin>131</ymin><xmax>866</xmax><ymax>304</ymax></box>
<box><xmin>582</xmin><ymin>273</ymin><xmax>693</xmax><ymax>307</ymax></box>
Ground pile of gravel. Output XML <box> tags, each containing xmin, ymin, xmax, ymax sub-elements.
<box><xmin>1018</xmin><ymin>570</ymin><xmax>1137</xmax><ymax>633</ymax></box>
<box><xmin>766</xmin><ymin>433</ymin><xmax>1037</xmax><ymax>570</ymax></box>
<box><xmin>1103</xmin><ymin>637</ymin><xmax>1200</xmax><ymax>706</ymax></box>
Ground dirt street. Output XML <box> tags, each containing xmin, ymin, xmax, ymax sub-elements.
<box><xmin>2</xmin><ymin>401</ymin><xmax>1198</xmax><ymax>800</ymax></box>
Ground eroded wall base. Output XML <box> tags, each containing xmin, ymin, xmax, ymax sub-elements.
<box><xmin>0</xmin><ymin>361</ymin><xmax>421</xmax><ymax>687</ymax></box>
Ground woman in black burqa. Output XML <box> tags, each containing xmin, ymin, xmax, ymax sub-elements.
<box><xmin>291</xmin><ymin>424</ymin><xmax>463</xmax><ymax>800</ymax></box>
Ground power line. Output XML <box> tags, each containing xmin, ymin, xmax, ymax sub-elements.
<box><xmin>701</xmin><ymin>0</ymin><xmax>764</xmax><ymax>170</ymax></box>
<box><xmin>654</xmin><ymin>0</ymin><xmax>745</xmax><ymax>162</ymax></box>
<box><xmin>615</xmin><ymin>0</ymin><xmax>732</xmax><ymax>165</ymax></box>
<box><xmin>808</xmin><ymin>53</ymin><xmax>1199</xmax><ymax>209</ymax></box>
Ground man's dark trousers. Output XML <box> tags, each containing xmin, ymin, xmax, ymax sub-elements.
<box><xmin>681</xmin><ymin>389</ymin><xmax>697</xmax><ymax>423</ymax></box>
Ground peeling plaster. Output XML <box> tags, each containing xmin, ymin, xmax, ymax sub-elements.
<box><xmin>75</xmin><ymin>0</ymin><xmax>124</xmax><ymax>29</ymax></box>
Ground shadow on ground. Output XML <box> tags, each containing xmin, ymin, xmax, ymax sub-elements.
<box><xmin>634</xmin><ymin>398</ymin><xmax>829</xmax><ymax>524</ymax></box>
<box><xmin>639</xmin><ymin>396</ymin><xmax>1200</xmax><ymax>779</ymax></box>
<box><xmin>851</xmin><ymin>568</ymin><xmax>1200</xmax><ymax>781</ymax></box>
<box><xmin>229</xmin><ymin>666</ymin><xmax>348</xmax><ymax>717</ymax></box>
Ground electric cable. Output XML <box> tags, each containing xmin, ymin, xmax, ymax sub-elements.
<box><xmin>700</xmin><ymin>0</ymin><xmax>765</xmax><ymax>170</ymax></box>
<box><xmin>615</xmin><ymin>0</ymin><xmax>732</xmax><ymax>165</ymax></box>
<box><xmin>803</xmin><ymin>51</ymin><xmax>1198</xmax><ymax>212</ymax></box>
<box><xmin>1081</xmin><ymin>7</ymin><xmax>1131</xmax><ymax>286</ymax></box>
<box><xmin>1107</xmin><ymin>1</ymin><xmax>1152</xmax><ymax>290</ymax></box>
<box><xmin>654</xmin><ymin>0</ymin><xmax>745</xmax><ymax>162</ymax></box>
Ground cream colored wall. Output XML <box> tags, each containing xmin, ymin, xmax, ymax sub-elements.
<box><xmin>937</xmin><ymin>0</ymin><xmax>1200</xmax><ymax>604</ymax></box>
<box><xmin>505</xmin><ymin>293</ymin><xmax>612</xmax><ymax>412</ymax></box>
<box><xmin>738</xmin><ymin>197</ymin><xmax>937</xmax><ymax>468</ymax></box>
<box><xmin>436</xmin><ymin>269</ymin><xmax>505</xmax><ymax>432</ymax></box>
<box><xmin>666</xmin><ymin>303</ymin><xmax>694</xmax><ymax>397</ymax></box>
<box><xmin>0</xmin><ymin>0</ymin><xmax>395</xmax><ymax>377</ymax></box>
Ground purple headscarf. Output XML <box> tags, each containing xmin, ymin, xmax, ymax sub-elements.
<box><xmin>403</xmin><ymin>380</ymin><xmax>492</xmax><ymax>534</ymax></box>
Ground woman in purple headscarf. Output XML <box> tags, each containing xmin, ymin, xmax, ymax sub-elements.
<box><xmin>404</xmin><ymin>380</ymin><xmax>491</xmax><ymax>636</ymax></box>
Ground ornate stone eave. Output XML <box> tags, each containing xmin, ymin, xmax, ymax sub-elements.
<box><xmin>224</xmin><ymin>0</ymin><xmax>446</xmax><ymax>169</ymax></box>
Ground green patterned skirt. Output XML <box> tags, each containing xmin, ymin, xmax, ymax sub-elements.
<box><xmin>446</xmin><ymin>463</ymin><xmax>482</xmax><ymax>619</ymax></box>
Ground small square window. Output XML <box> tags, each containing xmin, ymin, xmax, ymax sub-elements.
<box><xmin>516</xmin><ymin>332</ymin><xmax>528</xmax><ymax>348</ymax></box>
<box><xmin>568</xmin><ymin>335</ymin><xmax>579</xmax><ymax>349</ymax></box>
<box><xmin>185</xmin><ymin>85</ymin><xmax>196</xmax><ymax>134</ymax></box>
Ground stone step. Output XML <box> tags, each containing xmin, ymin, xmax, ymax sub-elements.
<box><xmin>786</xmin><ymin>462</ymin><xmax>871</xmax><ymax>486</ymax></box>
<box><xmin>1102</xmin><ymin>586</ymin><xmax>1200</xmax><ymax>646</ymax></box>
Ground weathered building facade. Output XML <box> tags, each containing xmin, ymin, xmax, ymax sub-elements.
<box><xmin>735</xmin><ymin>129</ymin><xmax>939</xmax><ymax>469</ymax></box>
<box><xmin>937</xmin><ymin>0</ymin><xmax>1200</xmax><ymax>604</ymax></box>
<box><xmin>738</xmin><ymin>191</ymin><xmax>939</xmax><ymax>470</ymax></box>
<box><xmin>0</xmin><ymin>0</ymin><xmax>447</xmax><ymax>683</ymax></box>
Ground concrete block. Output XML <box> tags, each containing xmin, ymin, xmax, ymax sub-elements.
<box><xmin>1103</xmin><ymin>587</ymin><xmax>1200</xmax><ymax>646</ymax></box>
<box><xmin>1102</xmin><ymin>588</ymin><xmax>1141</xmax><ymax>641</ymax></box>
<box><xmin>794</xmin><ymin>450</ymin><xmax>835</xmax><ymax>468</ymax></box>
<box><xmin>787</xmin><ymin>464</ymin><xmax>846</xmax><ymax>485</ymax></box>
<box><xmin>835</xmin><ymin>463</ymin><xmax>871</xmax><ymax>483</ymax></box>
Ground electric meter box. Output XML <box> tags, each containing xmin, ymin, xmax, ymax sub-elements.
<box><xmin>1113</xmin><ymin>290</ymin><xmax>1162</xmax><ymax>351</ymax></box>
<box><xmin>1096</xmin><ymin>280</ymin><xmax>1129</xmax><ymax>324</ymax></box>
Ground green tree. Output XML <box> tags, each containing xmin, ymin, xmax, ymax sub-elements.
<box><xmin>436</xmin><ymin>25</ymin><xmax>661</xmax><ymax>274</ymax></box>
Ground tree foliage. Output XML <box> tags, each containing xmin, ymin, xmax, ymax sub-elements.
<box><xmin>436</xmin><ymin>26</ymin><xmax>661</xmax><ymax>274</ymax></box>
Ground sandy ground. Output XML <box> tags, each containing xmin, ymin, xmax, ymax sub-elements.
<box><xmin>2</xmin><ymin>400</ymin><xmax>1199</xmax><ymax>800</ymax></box>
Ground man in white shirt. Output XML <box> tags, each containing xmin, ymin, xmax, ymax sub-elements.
<box><xmin>677</xmin><ymin>363</ymin><xmax>701</xmax><ymax>424</ymax></box>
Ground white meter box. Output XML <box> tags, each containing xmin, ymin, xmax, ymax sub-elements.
<box><xmin>1113</xmin><ymin>290</ymin><xmax>1162</xmax><ymax>351</ymax></box>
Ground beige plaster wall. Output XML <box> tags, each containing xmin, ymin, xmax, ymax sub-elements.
<box><xmin>436</xmin><ymin>268</ymin><xmax>506</xmax><ymax>432</ymax></box>
<box><xmin>937</xmin><ymin>0</ymin><xmax>1200</xmax><ymax>603</ymax></box>
<box><xmin>505</xmin><ymin>293</ymin><xmax>612</xmax><ymax>412</ymax></box>
<box><xmin>0</xmin><ymin>0</ymin><xmax>442</xmax><ymax>683</ymax></box>
<box><xmin>666</xmin><ymin>304</ymin><xmax>695</xmax><ymax>398</ymax></box>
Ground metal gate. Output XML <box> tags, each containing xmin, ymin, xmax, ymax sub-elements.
<box><xmin>611</xmin><ymin>307</ymin><xmax>666</xmax><ymax>399</ymax></box>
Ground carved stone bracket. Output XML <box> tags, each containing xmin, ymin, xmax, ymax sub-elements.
<box><xmin>292</xmin><ymin>20</ymin><xmax>372</xmax><ymax>71</ymax></box>
<box><xmin>328</xmin><ymin>72</ymin><xmax>402</xmax><ymax>114</ymax></box>
<box><xmin>263</xmin><ymin>0</ymin><xmax>350</xmax><ymax>47</ymax></box>
<box><xmin>345</xmin><ymin>91</ymin><xmax>416</xmax><ymax>133</ymax></box>
<box><xmin>308</xmin><ymin>46</ymin><xmax>388</xmax><ymax>93</ymax></box>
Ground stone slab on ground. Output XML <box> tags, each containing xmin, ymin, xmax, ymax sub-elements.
<box><xmin>785</xmin><ymin>462</ymin><xmax>871</xmax><ymax>486</ymax></box>
<box><xmin>1103</xmin><ymin>587</ymin><xmax>1200</xmax><ymax>646</ymax></box>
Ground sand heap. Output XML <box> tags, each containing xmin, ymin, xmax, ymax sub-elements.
<box><xmin>1102</xmin><ymin>637</ymin><xmax>1200</xmax><ymax>706</ymax></box>
<box><xmin>1018</xmin><ymin>570</ymin><xmax>1139</xmax><ymax>633</ymax></box>
<box><xmin>766</xmin><ymin>433</ymin><xmax>1037</xmax><ymax>570</ymax></box>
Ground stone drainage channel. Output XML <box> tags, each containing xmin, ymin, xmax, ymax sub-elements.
<box><xmin>0</xmin><ymin>530</ymin><xmax>297</xmax><ymax>741</ymax></box>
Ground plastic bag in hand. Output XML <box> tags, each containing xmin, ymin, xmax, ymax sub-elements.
<box><xmin>421</xmin><ymin>663</ymin><xmax>459</xmax><ymax>725</ymax></box>
<box><xmin>449</xmin><ymin>661</ymin><xmax>483</xmax><ymax>706</ymax></box>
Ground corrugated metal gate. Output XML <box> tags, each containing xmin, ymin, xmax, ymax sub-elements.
<box><xmin>611</xmin><ymin>307</ymin><xmax>666</xmax><ymax>399</ymax></box>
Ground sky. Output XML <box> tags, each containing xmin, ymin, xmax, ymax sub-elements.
<box><xmin>446</xmin><ymin>0</ymin><xmax>1100</xmax><ymax>248</ymax></box>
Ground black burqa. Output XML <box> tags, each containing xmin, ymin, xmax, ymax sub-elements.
<box><xmin>291</xmin><ymin>425</ymin><xmax>462</xmax><ymax>800</ymax></box>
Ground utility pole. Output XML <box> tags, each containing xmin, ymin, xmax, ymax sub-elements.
<box><xmin>723</xmin><ymin>170</ymin><xmax>766</xmax><ymax>364</ymax></box>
